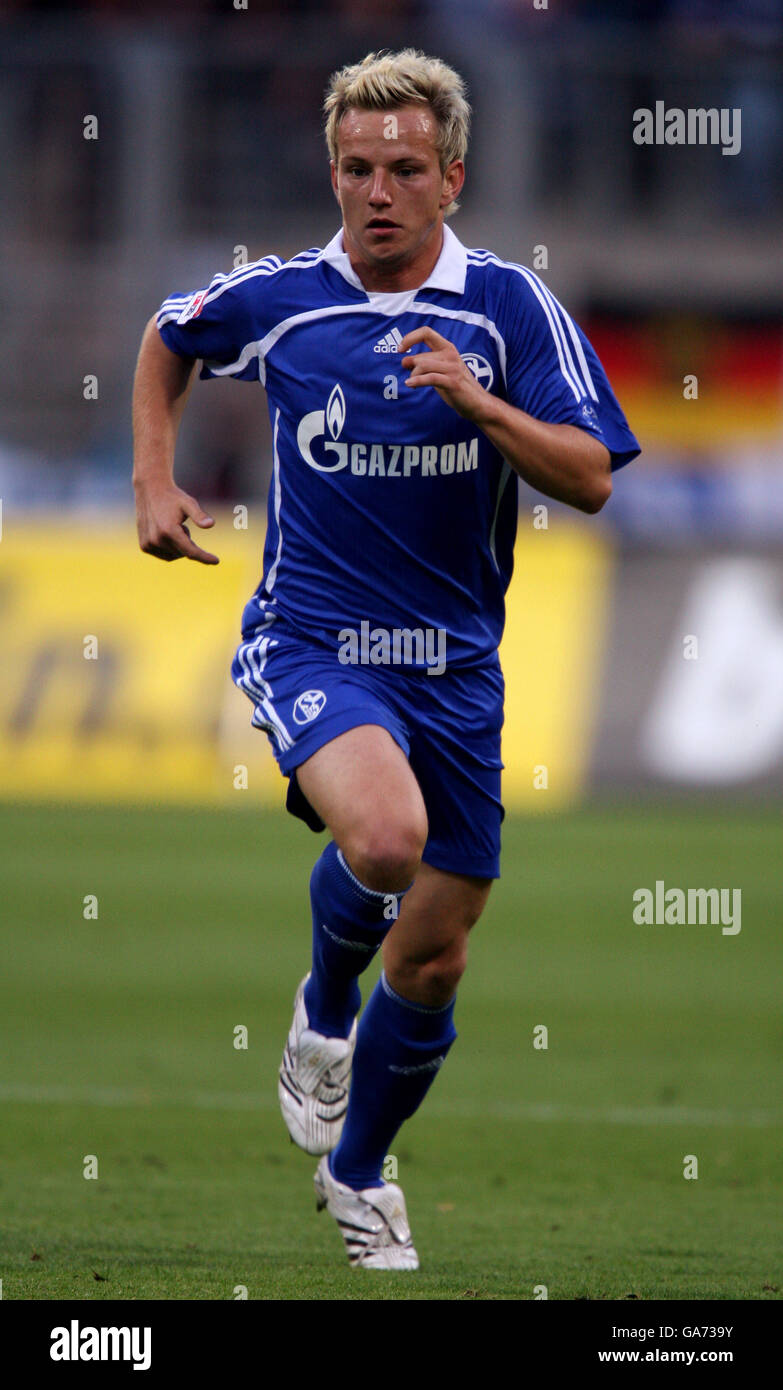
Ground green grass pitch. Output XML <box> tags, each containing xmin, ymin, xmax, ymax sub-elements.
<box><xmin>0</xmin><ymin>801</ymin><xmax>780</xmax><ymax>1301</ymax></box>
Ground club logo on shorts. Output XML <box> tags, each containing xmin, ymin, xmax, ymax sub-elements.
<box><xmin>293</xmin><ymin>689</ymin><xmax>327</xmax><ymax>724</ymax></box>
<box><xmin>460</xmin><ymin>353</ymin><xmax>494</xmax><ymax>390</ymax></box>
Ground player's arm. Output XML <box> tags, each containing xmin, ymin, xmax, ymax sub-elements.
<box><xmin>399</xmin><ymin>326</ymin><xmax>611</xmax><ymax>514</ymax></box>
<box><xmin>132</xmin><ymin>314</ymin><xmax>219</xmax><ymax>564</ymax></box>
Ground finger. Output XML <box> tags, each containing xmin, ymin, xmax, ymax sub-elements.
<box><xmin>144</xmin><ymin>541</ymin><xmax>181</xmax><ymax>562</ymax></box>
<box><xmin>182</xmin><ymin>496</ymin><xmax>215</xmax><ymax>528</ymax></box>
<box><xmin>398</xmin><ymin>326</ymin><xmax>451</xmax><ymax>353</ymax></box>
<box><xmin>402</xmin><ymin>344</ymin><xmax>461</xmax><ymax>371</ymax></box>
<box><xmin>401</xmin><ymin>350</ymin><xmax>452</xmax><ymax>371</ymax></box>
<box><xmin>404</xmin><ymin>374</ymin><xmax>453</xmax><ymax>388</ymax></box>
<box><xmin>402</xmin><ymin>357</ymin><xmax>453</xmax><ymax>380</ymax></box>
<box><xmin>143</xmin><ymin>523</ymin><xmax>220</xmax><ymax>564</ymax></box>
<box><xmin>176</xmin><ymin>524</ymin><xmax>220</xmax><ymax>564</ymax></box>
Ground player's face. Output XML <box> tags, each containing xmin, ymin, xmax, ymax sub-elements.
<box><xmin>331</xmin><ymin>104</ymin><xmax>464</xmax><ymax>290</ymax></box>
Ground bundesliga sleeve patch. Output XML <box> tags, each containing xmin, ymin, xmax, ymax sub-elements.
<box><xmin>176</xmin><ymin>289</ymin><xmax>208</xmax><ymax>325</ymax></box>
<box><xmin>579</xmin><ymin>401</ymin><xmax>602</xmax><ymax>431</ymax></box>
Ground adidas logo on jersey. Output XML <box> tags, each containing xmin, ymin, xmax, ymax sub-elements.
<box><xmin>374</xmin><ymin>327</ymin><xmax>404</xmax><ymax>354</ymax></box>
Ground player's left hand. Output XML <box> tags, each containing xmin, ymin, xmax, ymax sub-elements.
<box><xmin>399</xmin><ymin>327</ymin><xmax>490</xmax><ymax>420</ymax></box>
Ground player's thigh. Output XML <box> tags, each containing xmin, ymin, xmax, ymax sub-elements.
<box><xmin>296</xmin><ymin>724</ymin><xmax>429</xmax><ymax>887</ymax></box>
<box><xmin>382</xmin><ymin>862</ymin><xmax>492</xmax><ymax>1002</ymax></box>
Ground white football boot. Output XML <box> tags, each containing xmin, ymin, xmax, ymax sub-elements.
<box><xmin>314</xmin><ymin>1154</ymin><xmax>420</xmax><ymax>1270</ymax></box>
<box><xmin>278</xmin><ymin>975</ymin><xmax>356</xmax><ymax>1155</ymax></box>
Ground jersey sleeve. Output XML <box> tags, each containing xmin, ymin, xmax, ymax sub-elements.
<box><xmin>155</xmin><ymin>257</ymin><xmax>283</xmax><ymax>382</ymax></box>
<box><xmin>501</xmin><ymin>268</ymin><xmax>640</xmax><ymax>471</ymax></box>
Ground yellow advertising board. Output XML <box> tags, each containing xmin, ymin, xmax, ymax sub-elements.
<box><xmin>0</xmin><ymin>515</ymin><xmax>609</xmax><ymax>809</ymax></box>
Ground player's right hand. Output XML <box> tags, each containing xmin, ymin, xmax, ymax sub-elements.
<box><xmin>135</xmin><ymin>483</ymin><xmax>219</xmax><ymax>564</ymax></box>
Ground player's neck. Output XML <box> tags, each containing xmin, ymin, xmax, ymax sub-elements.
<box><xmin>343</xmin><ymin>226</ymin><xmax>444</xmax><ymax>293</ymax></box>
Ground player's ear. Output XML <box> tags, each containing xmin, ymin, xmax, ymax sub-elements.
<box><xmin>440</xmin><ymin>159</ymin><xmax>465</xmax><ymax>210</ymax></box>
<box><xmin>330</xmin><ymin>160</ymin><xmax>340</xmax><ymax>204</ymax></box>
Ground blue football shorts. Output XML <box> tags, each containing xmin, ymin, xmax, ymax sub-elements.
<box><xmin>231</xmin><ymin>615</ymin><xmax>505</xmax><ymax>879</ymax></box>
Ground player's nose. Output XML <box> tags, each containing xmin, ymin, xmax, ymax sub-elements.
<box><xmin>368</xmin><ymin>169</ymin><xmax>393</xmax><ymax>205</ymax></box>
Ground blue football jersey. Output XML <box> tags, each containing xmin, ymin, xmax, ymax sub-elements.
<box><xmin>157</xmin><ymin>226</ymin><xmax>640</xmax><ymax>668</ymax></box>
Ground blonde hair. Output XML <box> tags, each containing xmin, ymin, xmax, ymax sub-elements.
<box><xmin>324</xmin><ymin>49</ymin><xmax>470</xmax><ymax>217</ymax></box>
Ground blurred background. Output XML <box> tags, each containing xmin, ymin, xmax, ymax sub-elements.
<box><xmin>1</xmin><ymin>0</ymin><xmax>782</xmax><ymax>806</ymax></box>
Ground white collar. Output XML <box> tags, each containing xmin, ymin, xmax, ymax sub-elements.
<box><xmin>321</xmin><ymin>223</ymin><xmax>468</xmax><ymax>296</ymax></box>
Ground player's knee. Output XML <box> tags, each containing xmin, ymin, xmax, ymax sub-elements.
<box><xmin>345</xmin><ymin>822</ymin><xmax>426</xmax><ymax>893</ymax></box>
<box><xmin>423</xmin><ymin>949</ymin><xmax>467</xmax><ymax>999</ymax></box>
<box><xmin>400</xmin><ymin>945</ymin><xmax>467</xmax><ymax>1004</ymax></box>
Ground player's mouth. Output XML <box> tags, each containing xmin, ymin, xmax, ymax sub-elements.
<box><xmin>366</xmin><ymin>218</ymin><xmax>401</xmax><ymax>237</ymax></box>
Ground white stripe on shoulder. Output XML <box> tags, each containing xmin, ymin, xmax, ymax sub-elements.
<box><xmin>200</xmin><ymin>256</ymin><xmax>286</xmax><ymax>307</ymax></box>
<box><xmin>555</xmin><ymin>298</ymin><xmax>599</xmax><ymax>402</ymax></box>
<box><xmin>160</xmin><ymin>248</ymin><xmax>326</xmax><ymax>317</ymax></box>
<box><xmin>468</xmin><ymin>252</ymin><xmax>590</xmax><ymax>402</ymax></box>
<box><xmin>158</xmin><ymin>293</ymin><xmax>191</xmax><ymax>309</ymax></box>
<box><xmin>203</xmin><ymin>248</ymin><xmax>327</xmax><ymax>310</ymax></box>
<box><xmin>517</xmin><ymin>271</ymin><xmax>588</xmax><ymax>402</ymax></box>
<box><xmin>156</xmin><ymin>260</ymin><xmax>282</xmax><ymax>325</ymax></box>
<box><xmin>279</xmin><ymin>249</ymin><xmax>323</xmax><ymax>265</ymax></box>
<box><xmin>223</xmin><ymin>255</ymin><xmax>283</xmax><ymax>283</ymax></box>
<box><xmin>157</xmin><ymin>293</ymin><xmax>194</xmax><ymax>323</ymax></box>
<box><xmin>509</xmin><ymin>259</ymin><xmax>599</xmax><ymax>402</ymax></box>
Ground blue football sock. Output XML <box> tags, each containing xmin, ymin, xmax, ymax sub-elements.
<box><xmin>303</xmin><ymin>841</ymin><xmax>405</xmax><ymax>1039</ymax></box>
<box><xmin>329</xmin><ymin>972</ymin><xmax>457</xmax><ymax>1190</ymax></box>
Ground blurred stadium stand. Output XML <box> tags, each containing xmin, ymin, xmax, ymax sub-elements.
<box><xmin>1</xmin><ymin>0</ymin><xmax>781</xmax><ymax>515</ymax></box>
